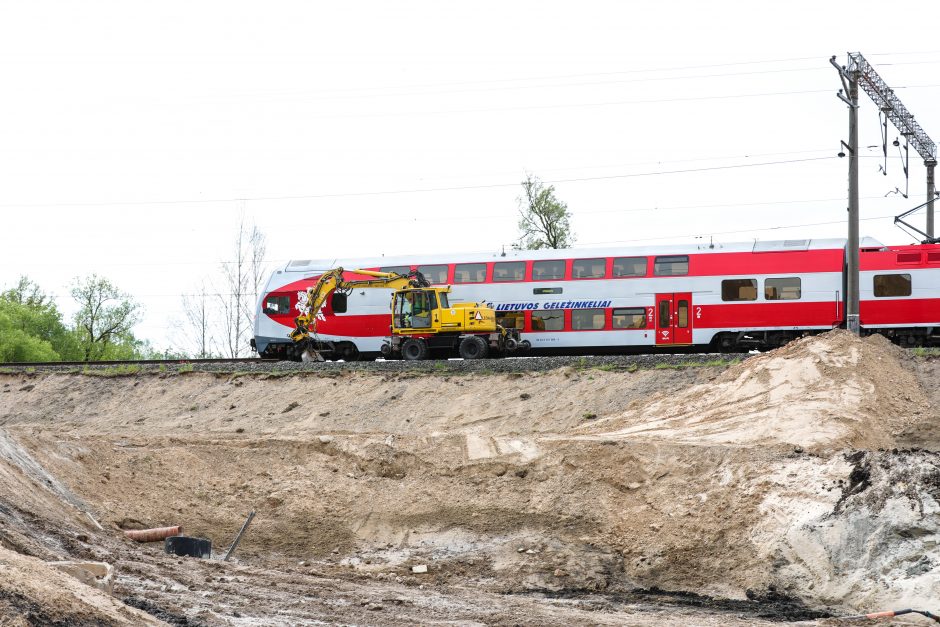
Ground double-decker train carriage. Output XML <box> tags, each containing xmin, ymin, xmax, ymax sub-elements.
<box><xmin>252</xmin><ymin>237</ymin><xmax>940</xmax><ymax>360</ymax></box>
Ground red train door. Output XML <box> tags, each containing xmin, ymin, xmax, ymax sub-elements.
<box><xmin>655</xmin><ymin>293</ymin><xmax>693</xmax><ymax>345</ymax></box>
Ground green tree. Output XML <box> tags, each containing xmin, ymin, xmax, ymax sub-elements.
<box><xmin>70</xmin><ymin>275</ymin><xmax>142</xmax><ymax>361</ymax></box>
<box><xmin>0</xmin><ymin>277</ymin><xmax>80</xmax><ymax>362</ymax></box>
<box><xmin>0</xmin><ymin>308</ymin><xmax>59</xmax><ymax>362</ymax></box>
<box><xmin>516</xmin><ymin>174</ymin><xmax>574</xmax><ymax>250</ymax></box>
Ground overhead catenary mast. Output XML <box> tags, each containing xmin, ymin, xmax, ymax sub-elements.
<box><xmin>830</xmin><ymin>55</ymin><xmax>861</xmax><ymax>335</ymax></box>
<box><xmin>830</xmin><ymin>52</ymin><xmax>938</xmax><ymax>336</ymax></box>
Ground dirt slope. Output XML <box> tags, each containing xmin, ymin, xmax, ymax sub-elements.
<box><xmin>0</xmin><ymin>331</ymin><xmax>937</xmax><ymax>625</ymax></box>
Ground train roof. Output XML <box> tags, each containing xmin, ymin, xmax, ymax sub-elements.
<box><xmin>282</xmin><ymin>237</ymin><xmax>886</xmax><ymax>273</ymax></box>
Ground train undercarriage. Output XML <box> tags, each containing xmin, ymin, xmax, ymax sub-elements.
<box><xmin>709</xmin><ymin>326</ymin><xmax>940</xmax><ymax>352</ymax></box>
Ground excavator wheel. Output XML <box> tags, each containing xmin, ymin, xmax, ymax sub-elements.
<box><xmin>458</xmin><ymin>335</ymin><xmax>489</xmax><ymax>360</ymax></box>
<box><xmin>401</xmin><ymin>338</ymin><xmax>429</xmax><ymax>361</ymax></box>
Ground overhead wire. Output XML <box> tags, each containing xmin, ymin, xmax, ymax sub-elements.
<box><xmin>230</xmin><ymin>65</ymin><xmax>834</xmax><ymax>103</ymax></box>
<box><xmin>224</xmin><ymin>55</ymin><xmax>831</xmax><ymax>99</ymax></box>
<box><xmin>1</xmin><ymin>190</ymin><xmax>909</xmax><ymax>270</ymax></box>
<box><xmin>240</xmin><ymin>86</ymin><xmax>839</xmax><ymax>121</ymax></box>
<box><xmin>0</xmin><ymin>156</ymin><xmax>841</xmax><ymax>208</ymax></box>
<box><xmin>576</xmin><ymin>214</ymin><xmax>897</xmax><ymax>247</ymax></box>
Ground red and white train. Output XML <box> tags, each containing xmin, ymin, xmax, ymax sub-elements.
<box><xmin>251</xmin><ymin>237</ymin><xmax>940</xmax><ymax>359</ymax></box>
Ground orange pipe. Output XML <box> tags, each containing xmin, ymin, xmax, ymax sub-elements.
<box><xmin>123</xmin><ymin>526</ymin><xmax>182</xmax><ymax>543</ymax></box>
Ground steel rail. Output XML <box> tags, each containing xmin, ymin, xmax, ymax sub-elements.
<box><xmin>0</xmin><ymin>358</ymin><xmax>278</xmax><ymax>368</ymax></box>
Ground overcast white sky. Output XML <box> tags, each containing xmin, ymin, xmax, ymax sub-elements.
<box><xmin>2</xmin><ymin>1</ymin><xmax>938</xmax><ymax>353</ymax></box>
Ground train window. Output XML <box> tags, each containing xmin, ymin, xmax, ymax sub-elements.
<box><xmin>380</xmin><ymin>265</ymin><xmax>411</xmax><ymax>276</ymax></box>
<box><xmin>572</xmin><ymin>258</ymin><xmax>606</xmax><ymax>279</ymax></box>
<box><xmin>572</xmin><ymin>308</ymin><xmax>605</xmax><ymax>330</ymax></box>
<box><xmin>263</xmin><ymin>295</ymin><xmax>290</xmax><ymax>315</ymax></box>
<box><xmin>658</xmin><ymin>300</ymin><xmax>670</xmax><ymax>327</ymax></box>
<box><xmin>493</xmin><ymin>261</ymin><xmax>525</xmax><ymax>282</ymax></box>
<box><xmin>874</xmin><ymin>273</ymin><xmax>912</xmax><ymax>297</ymax></box>
<box><xmin>721</xmin><ymin>279</ymin><xmax>758</xmax><ymax>301</ymax></box>
<box><xmin>497</xmin><ymin>310</ymin><xmax>524</xmax><ymax>329</ymax></box>
<box><xmin>677</xmin><ymin>300</ymin><xmax>689</xmax><ymax>328</ymax></box>
<box><xmin>417</xmin><ymin>264</ymin><xmax>448</xmax><ymax>284</ymax></box>
<box><xmin>532</xmin><ymin>260</ymin><xmax>565</xmax><ymax>280</ymax></box>
<box><xmin>928</xmin><ymin>252</ymin><xmax>940</xmax><ymax>263</ymax></box>
<box><xmin>454</xmin><ymin>263</ymin><xmax>486</xmax><ymax>284</ymax></box>
<box><xmin>613</xmin><ymin>257</ymin><xmax>647</xmax><ymax>277</ymax></box>
<box><xmin>653</xmin><ymin>255</ymin><xmax>689</xmax><ymax>276</ymax></box>
<box><xmin>897</xmin><ymin>252</ymin><xmax>921</xmax><ymax>264</ymax></box>
<box><xmin>765</xmin><ymin>277</ymin><xmax>801</xmax><ymax>300</ymax></box>
<box><xmin>531</xmin><ymin>310</ymin><xmax>564</xmax><ymax>331</ymax></box>
<box><xmin>613</xmin><ymin>307</ymin><xmax>646</xmax><ymax>329</ymax></box>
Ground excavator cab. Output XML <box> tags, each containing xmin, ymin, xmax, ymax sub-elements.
<box><xmin>392</xmin><ymin>289</ymin><xmax>440</xmax><ymax>330</ymax></box>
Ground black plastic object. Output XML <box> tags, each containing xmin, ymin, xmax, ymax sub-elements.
<box><xmin>331</xmin><ymin>292</ymin><xmax>347</xmax><ymax>313</ymax></box>
<box><xmin>164</xmin><ymin>535</ymin><xmax>212</xmax><ymax>559</ymax></box>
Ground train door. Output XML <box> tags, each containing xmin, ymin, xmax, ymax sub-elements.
<box><xmin>655</xmin><ymin>292</ymin><xmax>693</xmax><ymax>345</ymax></box>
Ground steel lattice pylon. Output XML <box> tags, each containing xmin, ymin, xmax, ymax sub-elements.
<box><xmin>848</xmin><ymin>52</ymin><xmax>937</xmax><ymax>164</ymax></box>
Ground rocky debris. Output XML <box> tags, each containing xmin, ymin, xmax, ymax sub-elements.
<box><xmin>0</xmin><ymin>547</ymin><xmax>160</xmax><ymax>625</ymax></box>
<box><xmin>49</xmin><ymin>560</ymin><xmax>115</xmax><ymax>594</ymax></box>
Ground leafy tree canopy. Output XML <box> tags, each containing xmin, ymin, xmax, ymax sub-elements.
<box><xmin>0</xmin><ymin>277</ymin><xmax>81</xmax><ymax>362</ymax></box>
<box><xmin>516</xmin><ymin>174</ymin><xmax>574</xmax><ymax>250</ymax></box>
<box><xmin>71</xmin><ymin>275</ymin><xmax>142</xmax><ymax>362</ymax></box>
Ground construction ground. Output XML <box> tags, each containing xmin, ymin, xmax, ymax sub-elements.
<box><xmin>0</xmin><ymin>330</ymin><xmax>938</xmax><ymax>625</ymax></box>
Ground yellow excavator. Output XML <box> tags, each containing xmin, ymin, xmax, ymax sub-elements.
<box><xmin>289</xmin><ymin>267</ymin><xmax>527</xmax><ymax>361</ymax></box>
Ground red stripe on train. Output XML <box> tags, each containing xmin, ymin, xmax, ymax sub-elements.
<box><xmin>860</xmin><ymin>298</ymin><xmax>940</xmax><ymax>325</ymax></box>
<box><xmin>690</xmin><ymin>250</ymin><xmax>843</xmax><ymax>276</ymax></box>
<box><xmin>266</xmin><ymin>299</ymin><xmax>940</xmax><ymax>338</ymax></box>
<box><xmin>267</xmin><ymin>312</ymin><xmax>392</xmax><ymax>337</ymax></box>
<box><xmin>694</xmin><ymin>302</ymin><xmax>842</xmax><ymax>329</ymax></box>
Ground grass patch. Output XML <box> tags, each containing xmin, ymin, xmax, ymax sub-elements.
<box><xmin>81</xmin><ymin>364</ymin><xmax>142</xmax><ymax>377</ymax></box>
<box><xmin>912</xmin><ymin>347</ymin><xmax>940</xmax><ymax>357</ymax></box>
<box><xmin>177</xmin><ymin>363</ymin><xmax>195</xmax><ymax>373</ymax></box>
<box><xmin>653</xmin><ymin>358</ymin><xmax>740</xmax><ymax>370</ymax></box>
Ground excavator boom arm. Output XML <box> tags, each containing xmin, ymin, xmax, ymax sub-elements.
<box><xmin>290</xmin><ymin>267</ymin><xmax>430</xmax><ymax>344</ymax></box>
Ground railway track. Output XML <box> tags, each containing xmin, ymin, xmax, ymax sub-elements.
<box><xmin>1</xmin><ymin>346</ymin><xmax>929</xmax><ymax>376</ymax></box>
<box><xmin>0</xmin><ymin>357</ymin><xmax>277</xmax><ymax>368</ymax></box>
<box><xmin>1</xmin><ymin>352</ymin><xmax>744</xmax><ymax>374</ymax></box>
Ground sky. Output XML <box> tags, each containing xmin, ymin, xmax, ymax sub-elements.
<box><xmin>1</xmin><ymin>1</ymin><xmax>939</xmax><ymax>353</ymax></box>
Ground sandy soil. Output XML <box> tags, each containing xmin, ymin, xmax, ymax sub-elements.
<box><xmin>0</xmin><ymin>331</ymin><xmax>937</xmax><ymax>625</ymax></box>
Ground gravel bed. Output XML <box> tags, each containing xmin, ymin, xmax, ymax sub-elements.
<box><xmin>1</xmin><ymin>352</ymin><xmax>751</xmax><ymax>376</ymax></box>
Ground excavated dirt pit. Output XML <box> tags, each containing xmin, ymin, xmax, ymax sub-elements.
<box><xmin>0</xmin><ymin>331</ymin><xmax>938</xmax><ymax>625</ymax></box>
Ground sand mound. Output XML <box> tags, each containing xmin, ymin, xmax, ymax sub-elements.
<box><xmin>576</xmin><ymin>330</ymin><xmax>932</xmax><ymax>451</ymax></box>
